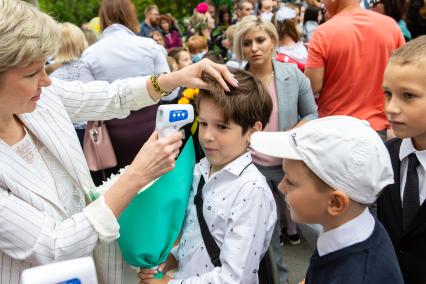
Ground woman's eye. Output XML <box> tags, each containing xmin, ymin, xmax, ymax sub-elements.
<box><xmin>256</xmin><ymin>38</ymin><xmax>265</xmax><ymax>44</ymax></box>
<box><xmin>242</xmin><ymin>41</ymin><xmax>251</xmax><ymax>47</ymax></box>
<box><xmin>25</xmin><ymin>71</ymin><xmax>38</xmax><ymax>78</ymax></box>
<box><xmin>199</xmin><ymin>122</ymin><xmax>207</xmax><ymax>127</ymax></box>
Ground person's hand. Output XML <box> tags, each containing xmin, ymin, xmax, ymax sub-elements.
<box><xmin>156</xmin><ymin>58</ymin><xmax>238</xmax><ymax>95</ymax></box>
<box><xmin>175</xmin><ymin>58</ymin><xmax>238</xmax><ymax>92</ymax></box>
<box><xmin>139</xmin><ymin>263</ymin><xmax>171</xmax><ymax>284</ymax></box>
<box><xmin>128</xmin><ymin>131</ymin><xmax>182</xmax><ymax>188</ymax></box>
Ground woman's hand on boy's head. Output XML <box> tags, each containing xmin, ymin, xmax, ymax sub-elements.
<box><xmin>176</xmin><ymin>58</ymin><xmax>238</xmax><ymax>92</ymax></box>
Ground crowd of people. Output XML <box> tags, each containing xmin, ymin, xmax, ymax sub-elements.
<box><xmin>0</xmin><ymin>0</ymin><xmax>426</xmax><ymax>283</ymax></box>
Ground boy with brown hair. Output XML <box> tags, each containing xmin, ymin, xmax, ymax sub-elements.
<box><xmin>378</xmin><ymin>35</ymin><xmax>426</xmax><ymax>284</ymax></box>
<box><xmin>251</xmin><ymin>116</ymin><xmax>404</xmax><ymax>284</ymax></box>
<box><xmin>139</xmin><ymin>69</ymin><xmax>277</xmax><ymax>283</ymax></box>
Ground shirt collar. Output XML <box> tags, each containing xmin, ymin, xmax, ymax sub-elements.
<box><xmin>316</xmin><ymin>208</ymin><xmax>375</xmax><ymax>256</ymax></box>
<box><xmin>197</xmin><ymin>151</ymin><xmax>253</xmax><ymax>181</ymax></box>
<box><xmin>101</xmin><ymin>24</ymin><xmax>135</xmax><ymax>38</ymax></box>
<box><xmin>400</xmin><ymin>138</ymin><xmax>426</xmax><ymax>169</ymax></box>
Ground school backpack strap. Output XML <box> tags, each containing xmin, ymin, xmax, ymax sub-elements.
<box><xmin>193</xmin><ymin>165</ymin><xmax>278</xmax><ymax>284</ymax></box>
<box><xmin>194</xmin><ymin>176</ymin><xmax>222</xmax><ymax>267</ymax></box>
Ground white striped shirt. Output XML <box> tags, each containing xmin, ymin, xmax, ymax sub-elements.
<box><xmin>0</xmin><ymin>77</ymin><xmax>156</xmax><ymax>283</ymax></box>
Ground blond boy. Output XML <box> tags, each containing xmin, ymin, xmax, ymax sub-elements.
<box><xmin>377</xmin><ymin>35</ymin><xmax>426</xmax><ymax>284</ymax></box>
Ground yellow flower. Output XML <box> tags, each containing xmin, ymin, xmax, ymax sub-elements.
<box><xmin>182</xmin><ymin>88</ymin><xmax>195</xmax><ymax>99</ymax></box>
<box><xmin>178</xmin><ymin>97</ymin><xmax>190</xmax><ymax>104</ymax></box>
<box><xmin>193</xmin><ymin>88</ymin><xmax>199</xmax><ymax>96</ymax></box>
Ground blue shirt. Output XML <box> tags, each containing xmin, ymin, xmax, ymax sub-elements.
<box><xmin>79</xmin><ymin>24</ymin><xmax>169</xmax><ymax>83</ymax></box>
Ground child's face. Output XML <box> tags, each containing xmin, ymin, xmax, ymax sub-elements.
<box><xmin>384</xmin><ymin>63</ymin><xmax>426</xmax><ymax>145</ymax></box>
<box><xmin>198</xmin><ymin>99</ymin><xmax>252</xmax><ymax>175</ymax></box>
<box><xmin>278</xmin><ymin>159</ymin><xmax>331</xmax><ymax>224</ymax></box>
<box><xmin>177</xmin><ymin>51</ymin><xmax>192</xmax><ymax>69</ymax></box>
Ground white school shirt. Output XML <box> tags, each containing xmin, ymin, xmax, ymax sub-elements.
<box><xmin>317</xmin><ymin>208</ymin><xmax>375</xmax><ymax>256</ymax></box>
<box><xmin>399</xmin><ymin>138</ymin><xmax>426</xmax><ymax>205</ymax></box>
<box><xmin>169</xmin><ymin>152</ymin><xmax>277</xmax><ymax>284</ymax></box>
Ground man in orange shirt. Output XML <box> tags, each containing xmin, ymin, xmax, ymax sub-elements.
<box><xmin>305</xmin><ymin>0</ymin><xmax>405</xmax><ymax>137</ymax></box>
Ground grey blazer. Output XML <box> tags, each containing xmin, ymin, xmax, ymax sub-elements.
<box><xmin>272</xmin><ymin>60</ymin><xmax>318</xmax><ymax>131</ymax></box>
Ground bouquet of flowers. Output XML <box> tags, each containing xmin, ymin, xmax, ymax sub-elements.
<box><xmin>89</xmin><ymin>137</ymin><xmax>196</xmax><ymax>278</ymax></box>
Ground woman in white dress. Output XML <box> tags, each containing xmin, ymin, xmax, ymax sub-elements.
<box><xmin>0</xmin><ymin>1</ymin><xmax>236</xmax><ymax>283</ymax></box>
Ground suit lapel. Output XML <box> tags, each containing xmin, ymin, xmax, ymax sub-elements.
<box><xmin>0</xmin><ymin>136</ymin><xmax>66</xmax><ymax>213</ymax></box>
<box><xmin>19</xmin><ymin>97</ymin><xmax>94</xmax><ymax>196</ymax></box>
<box><xmin>272</xmin><ymin>60</ymin><xmax>290</xmax><ymax>131</ymax></box>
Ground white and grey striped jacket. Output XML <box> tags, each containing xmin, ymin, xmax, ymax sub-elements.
<box><xmin>0</xmin><ymin>77</ymin><xmax>155</xmax><ymax>284</ymax></box>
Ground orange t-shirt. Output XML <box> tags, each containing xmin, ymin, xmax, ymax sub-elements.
<box><xmin>306</xmin><ymin>9</ymin><xmax>405</xmax><ymax>130</ymax></box>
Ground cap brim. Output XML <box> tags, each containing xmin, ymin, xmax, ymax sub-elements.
<box><xmin>251</xmin><ymin>132</ymin><xmax>302</xmax><ymax>160</ymax></box>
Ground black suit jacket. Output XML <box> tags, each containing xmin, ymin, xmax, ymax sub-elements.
<box><xmin>377</xmin><ymin>138</ymin><xmax>426</xmax><ymax>284</ymax></box>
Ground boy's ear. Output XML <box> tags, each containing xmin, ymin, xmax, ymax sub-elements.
<box><xmin>245</xmin><ymin>121</ymin><xmax>263</xmax><ymax>143</ymax></box>
<box><xmin>326</xmin><ymin>191</ymin><xmax>350</xmax><ymax>216</ymax></box>
<box><xmin>252</xmin><ymin>121</ymin><xmax>263</xmax><ymax>132</ymax></box>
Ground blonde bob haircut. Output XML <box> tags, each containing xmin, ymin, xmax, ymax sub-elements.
<box><xmin>0</xmin><ymin>0</ymin><xmax>60</xmax><ymax>74</ymax></box>
<box><xmin>54</xmin><ymin>23</ymin><xmax>88</xmax><ymax>63</ymax></box>
<box><xmin>233</xmin><ymin>15</ymin><xmax>278</xmax><ymax>61</ymax></box>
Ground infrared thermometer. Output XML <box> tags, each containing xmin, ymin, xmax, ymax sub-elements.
<box><xmin>21</xmin><ymin>257</ymin><xmax>97</xmax><ymax>284</ymax></box>
<box><xmin>156</xmin><ymin>104</ymin><xmax>194</xmax><ymax>138</ymax></box>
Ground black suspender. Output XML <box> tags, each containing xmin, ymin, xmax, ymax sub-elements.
<box><xmin>194</xmin><ymin>176</ymin><xmax>222</xmax><ymax>267</ymax></box>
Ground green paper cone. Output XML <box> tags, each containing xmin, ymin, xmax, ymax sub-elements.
<box><xmin>117</xmin><ymin>137</ymin><xmax>195</xmax><ymax>270</ymax></box>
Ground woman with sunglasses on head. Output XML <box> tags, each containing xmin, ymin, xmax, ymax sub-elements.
<box><xmin>233</xmin><ymin>15</ymin><xmax>318</xmax><ymax>284</ymax></box>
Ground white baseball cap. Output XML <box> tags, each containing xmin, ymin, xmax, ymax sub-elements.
<box><xmin>250</xmin><ymin>116</ymin><xmax>394</xmax><ymax>204</ymax></box>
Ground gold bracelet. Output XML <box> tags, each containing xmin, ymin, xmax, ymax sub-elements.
<box><xmin>150</xmin><ymin>73</ymin><xmax>171</xmax><ymax>98</ymax></box>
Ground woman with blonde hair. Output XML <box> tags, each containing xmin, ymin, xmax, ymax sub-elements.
<box><xmin>234</xmin><ymin>15</ymin><xmax>317</xmax><ymax>284</ymax></box>
<box><xmin>46</xmin><ymin>23</ymin><xmax>88</xmax><ymax>75</ymax></box>
<box><xmin>49</xmin><ymin>22</ymin><xmax>89</xmax><ymax>145</ymax></box>
<box><xmin>0</xmin><ymin>0</ymin><xmax>236</xmax><ymax>283</ymax></box>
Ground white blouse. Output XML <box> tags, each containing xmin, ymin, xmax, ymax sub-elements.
<box><xmin>12</xmin><ymin>130</ymin><xmax>85</xmax><ymax>217</ymax></box>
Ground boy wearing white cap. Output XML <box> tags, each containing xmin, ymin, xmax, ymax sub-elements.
<box><xmin>251</xmin><ymin>116</ymin><xmax>404</xmax><ymax>284</ymax></box>
<box><xmin>378</xmin><ymin>36</ymin><xmax>426</xmax><ymax>284</ymax></box>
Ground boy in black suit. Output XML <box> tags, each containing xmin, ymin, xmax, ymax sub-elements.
<box><xmin>378</xmin><ymin>35</ymin><xmax>426</xmax><ymax>284</ymax></box>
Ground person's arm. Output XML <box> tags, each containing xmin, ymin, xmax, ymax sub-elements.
<box><xmin>304</xmin><ymin>67</ymin><xmax>324</xmax><ymax>94</ymax></box>
<box><xmin>0</xmin><ymin>186</ymin><xmax>110</xmax><ymax>265</ymax></box>
<box><xmin>304</xmin><ymin>28</ymin><xmax>326</xmax><ymax>94</ymax></box>
<box><xmin>296</xmin><ymin>67</ymin><xmax>318</xmax><ymax>123</ymax></box>
<box><xmin>153</xmin><ymin>43</ymin><xmax>172</xmax><ymax>74</ymax></box>
<box><xmin>103</xmin><ymin>131</ymin><xmax>182</xmax><ymax>216</ymax></box>
<box><xmin>78</xmin><ymin>51</ymin><xmax>96</xmax><ymax>83</ymax></box>
<box><xmin>46</xmin><ymin>59</ymin><xmax>237</xmax><ymax>123</ymax></box>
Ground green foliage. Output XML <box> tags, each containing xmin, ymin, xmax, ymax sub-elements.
<box><xmin>38</xmin><ymin>0</ymin><xmax>100</xmax><ymax>26</ymax></box>
<box><xmin>36</xmin><ymin>0</ymin><xmax>200</xmax><ymax>27</ymax></box>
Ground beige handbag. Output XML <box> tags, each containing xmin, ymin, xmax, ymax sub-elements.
<box><xmin>83</xmin><ymin>121</ymin><xmax>117</xmax><ymax>171</ymax></box>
